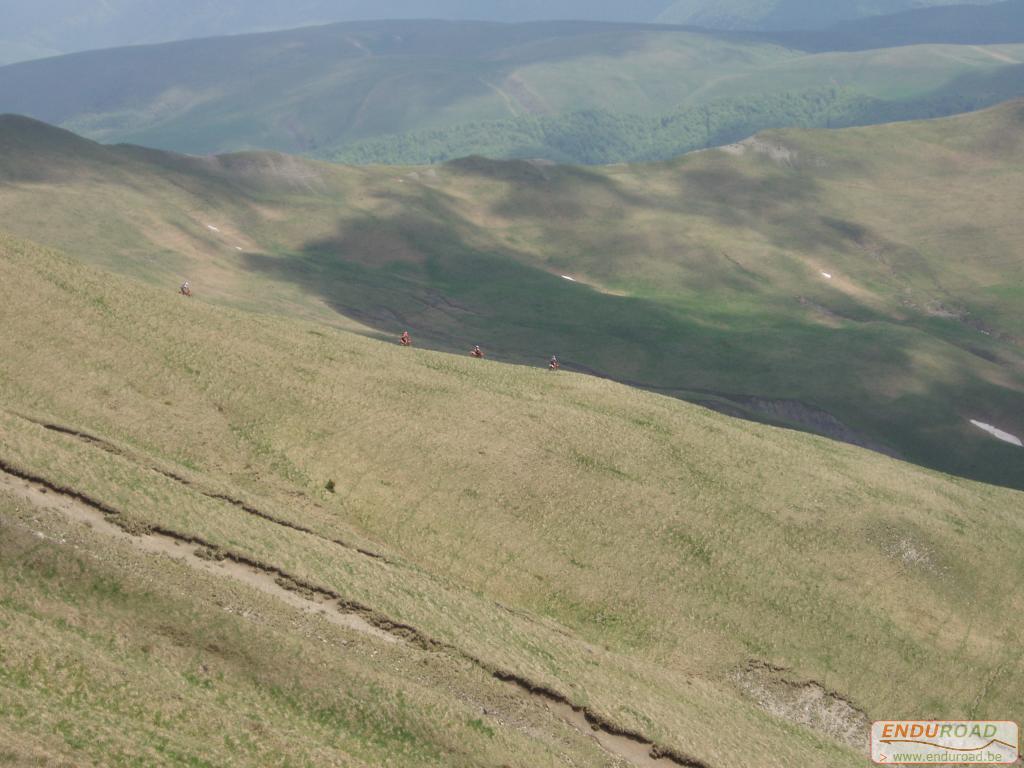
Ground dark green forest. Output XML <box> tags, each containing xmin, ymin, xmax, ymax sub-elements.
<box><xmin>323</xmin><ymin>80</ymin><xmax>1024</xmax><ymax>165</ymax></box>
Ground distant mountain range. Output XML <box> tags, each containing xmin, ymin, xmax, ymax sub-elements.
<box><xmin>0</xmin><ymin>0</ymin><xmax>1009</xmax><ymax>64</ymax></box>
<box><xmin>770</xmin><ymin>0</ymin><xmax>1024</xmax><ymax>49</ymax></box>
<box><xmin>659</xmin><ymin>0</ymin><xmax>1004</xmax><ymax>30</ymax></box>
<box><xmin>1</xmin><ymin>10</ymin><xmax>1022</xmax><ymax>164</ymax></box>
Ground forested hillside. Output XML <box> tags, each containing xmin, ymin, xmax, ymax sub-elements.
<box><xmin>328</xmin><ymin>79</ymin><xmax>1024</xmax><ymax>164</ymax></box>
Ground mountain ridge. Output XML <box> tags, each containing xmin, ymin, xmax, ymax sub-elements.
<box><xmin>0</xmin><ymin>0</ymin><xmax>1009</xmax><ymax>65</ymax></box>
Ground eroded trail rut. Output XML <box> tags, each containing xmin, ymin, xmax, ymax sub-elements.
<box><xmin>16</xmin><ymin>412</ymin><xmax>391</xmax><ymax>562</ymax></box>
<box><xmin>0</xmin><ymin>461</ymin><xmax>707</xmax><ymax>768</ymax></box>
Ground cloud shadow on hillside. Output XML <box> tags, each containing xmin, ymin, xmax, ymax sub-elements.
<box><xmin>241</xmin><ymin>207</ymin><xmax>927</xmax><ymax>427</ymax></box>
<box><xmin>239</xmin><ymin>168</ymin><xmax>1024</xmax><ymax>492</ymax></box>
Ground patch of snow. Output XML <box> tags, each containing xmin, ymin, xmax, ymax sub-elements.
<box><xmin>821</xmin><ymin>272</ymin><xmax>833</xmax><ymax>279</ymax></box>
<box><xmin>561</xmin><ymin>275</ymin><xmax>577</xmax><ymax>282</ymax></box>
<box><xmin>970</xmin><ymin>420</ymin><xmax>1023</xmax><ymax>447</ymax></box>
<box><xmin>207</xmin><ymin>225</ymin><xmax>220</xmax><ymax>232</ymax></box>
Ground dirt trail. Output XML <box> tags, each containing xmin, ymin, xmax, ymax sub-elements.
<box><xmin>0</xmin><ymin>462</ymin><xmax>707</xmax><ymax>768</ymax></box>
<box><xmin>12</xmin><ymin>411</ymin><xmax>391</xmax><ymax>562</ymax></box>
<box><xmin>548</xmin><ymin>699</ymin><xmax>680</xmax><ymax>767</ymax></box>
<box><xmin>0</xmin><ymin>468</ymin><xmax>396</xmax><ymax>643</ymax></box>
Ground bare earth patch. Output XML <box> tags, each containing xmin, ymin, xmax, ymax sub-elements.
<box><xmin>736</xmin><ymin>662</ymin><xmax>870</xmax><ymax>754</ymax></box>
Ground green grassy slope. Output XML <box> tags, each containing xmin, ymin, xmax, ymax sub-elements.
<box><xmin>1</xmin><ymin>233</ymin><xmax>1022</xmax><ymax>766</ymax></box>
<box><xmin>0</xmin><ymin>106</ymin><xmax>1021</xmax><ymax>489</ymax></box>
<box><xmin>1</xmin><ymin>18</ymin><xmax>1023</xmax><ymax>163</ymax></box>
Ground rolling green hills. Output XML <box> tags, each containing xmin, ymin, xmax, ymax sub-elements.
<box><xmin>1</xmin><ymin>231</ymin><xmax>1022</xmax><ymax>767</ymax></box>
<box><xmin>1</xmin><ymin>18</ymin><xmax>1024</xmax><ymax>164</ymax></box>
<box><xmin>0</xmin><ymin>105</ymin><xmax>1021</xmax><ymax>490</ymax></box>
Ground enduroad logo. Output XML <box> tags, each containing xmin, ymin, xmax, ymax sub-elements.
<box><xmin>872</xmin><ymin>721</ymin><xmax>1019</xmax><ymax>764</ymax></box>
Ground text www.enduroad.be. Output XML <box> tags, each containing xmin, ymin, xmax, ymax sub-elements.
<box><xmin>891</xmin><ymin>752</ymin><xmax>1008</xmax><ymax>763</ymax></box>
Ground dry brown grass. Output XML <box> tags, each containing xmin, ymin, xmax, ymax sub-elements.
<box><xmin>1</xmin><ymin>233</ymin><xmax>1022</xmax><ymax>766</ymax></box>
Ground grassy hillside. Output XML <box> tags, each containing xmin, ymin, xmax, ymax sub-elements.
<box><xmin>0</xmin><ymin>106</ymin><xmax>1021</xmax><ymax>489</ymax></box>
<box><xmin>1</xmin><ymin>18</ymin><xmax>1023</xmax><ymax>163</ymax></box>
<box><xmin>1</xmin><ymin>232</ymin><xmax>1022</xmax><ymax>766</ymax></box>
